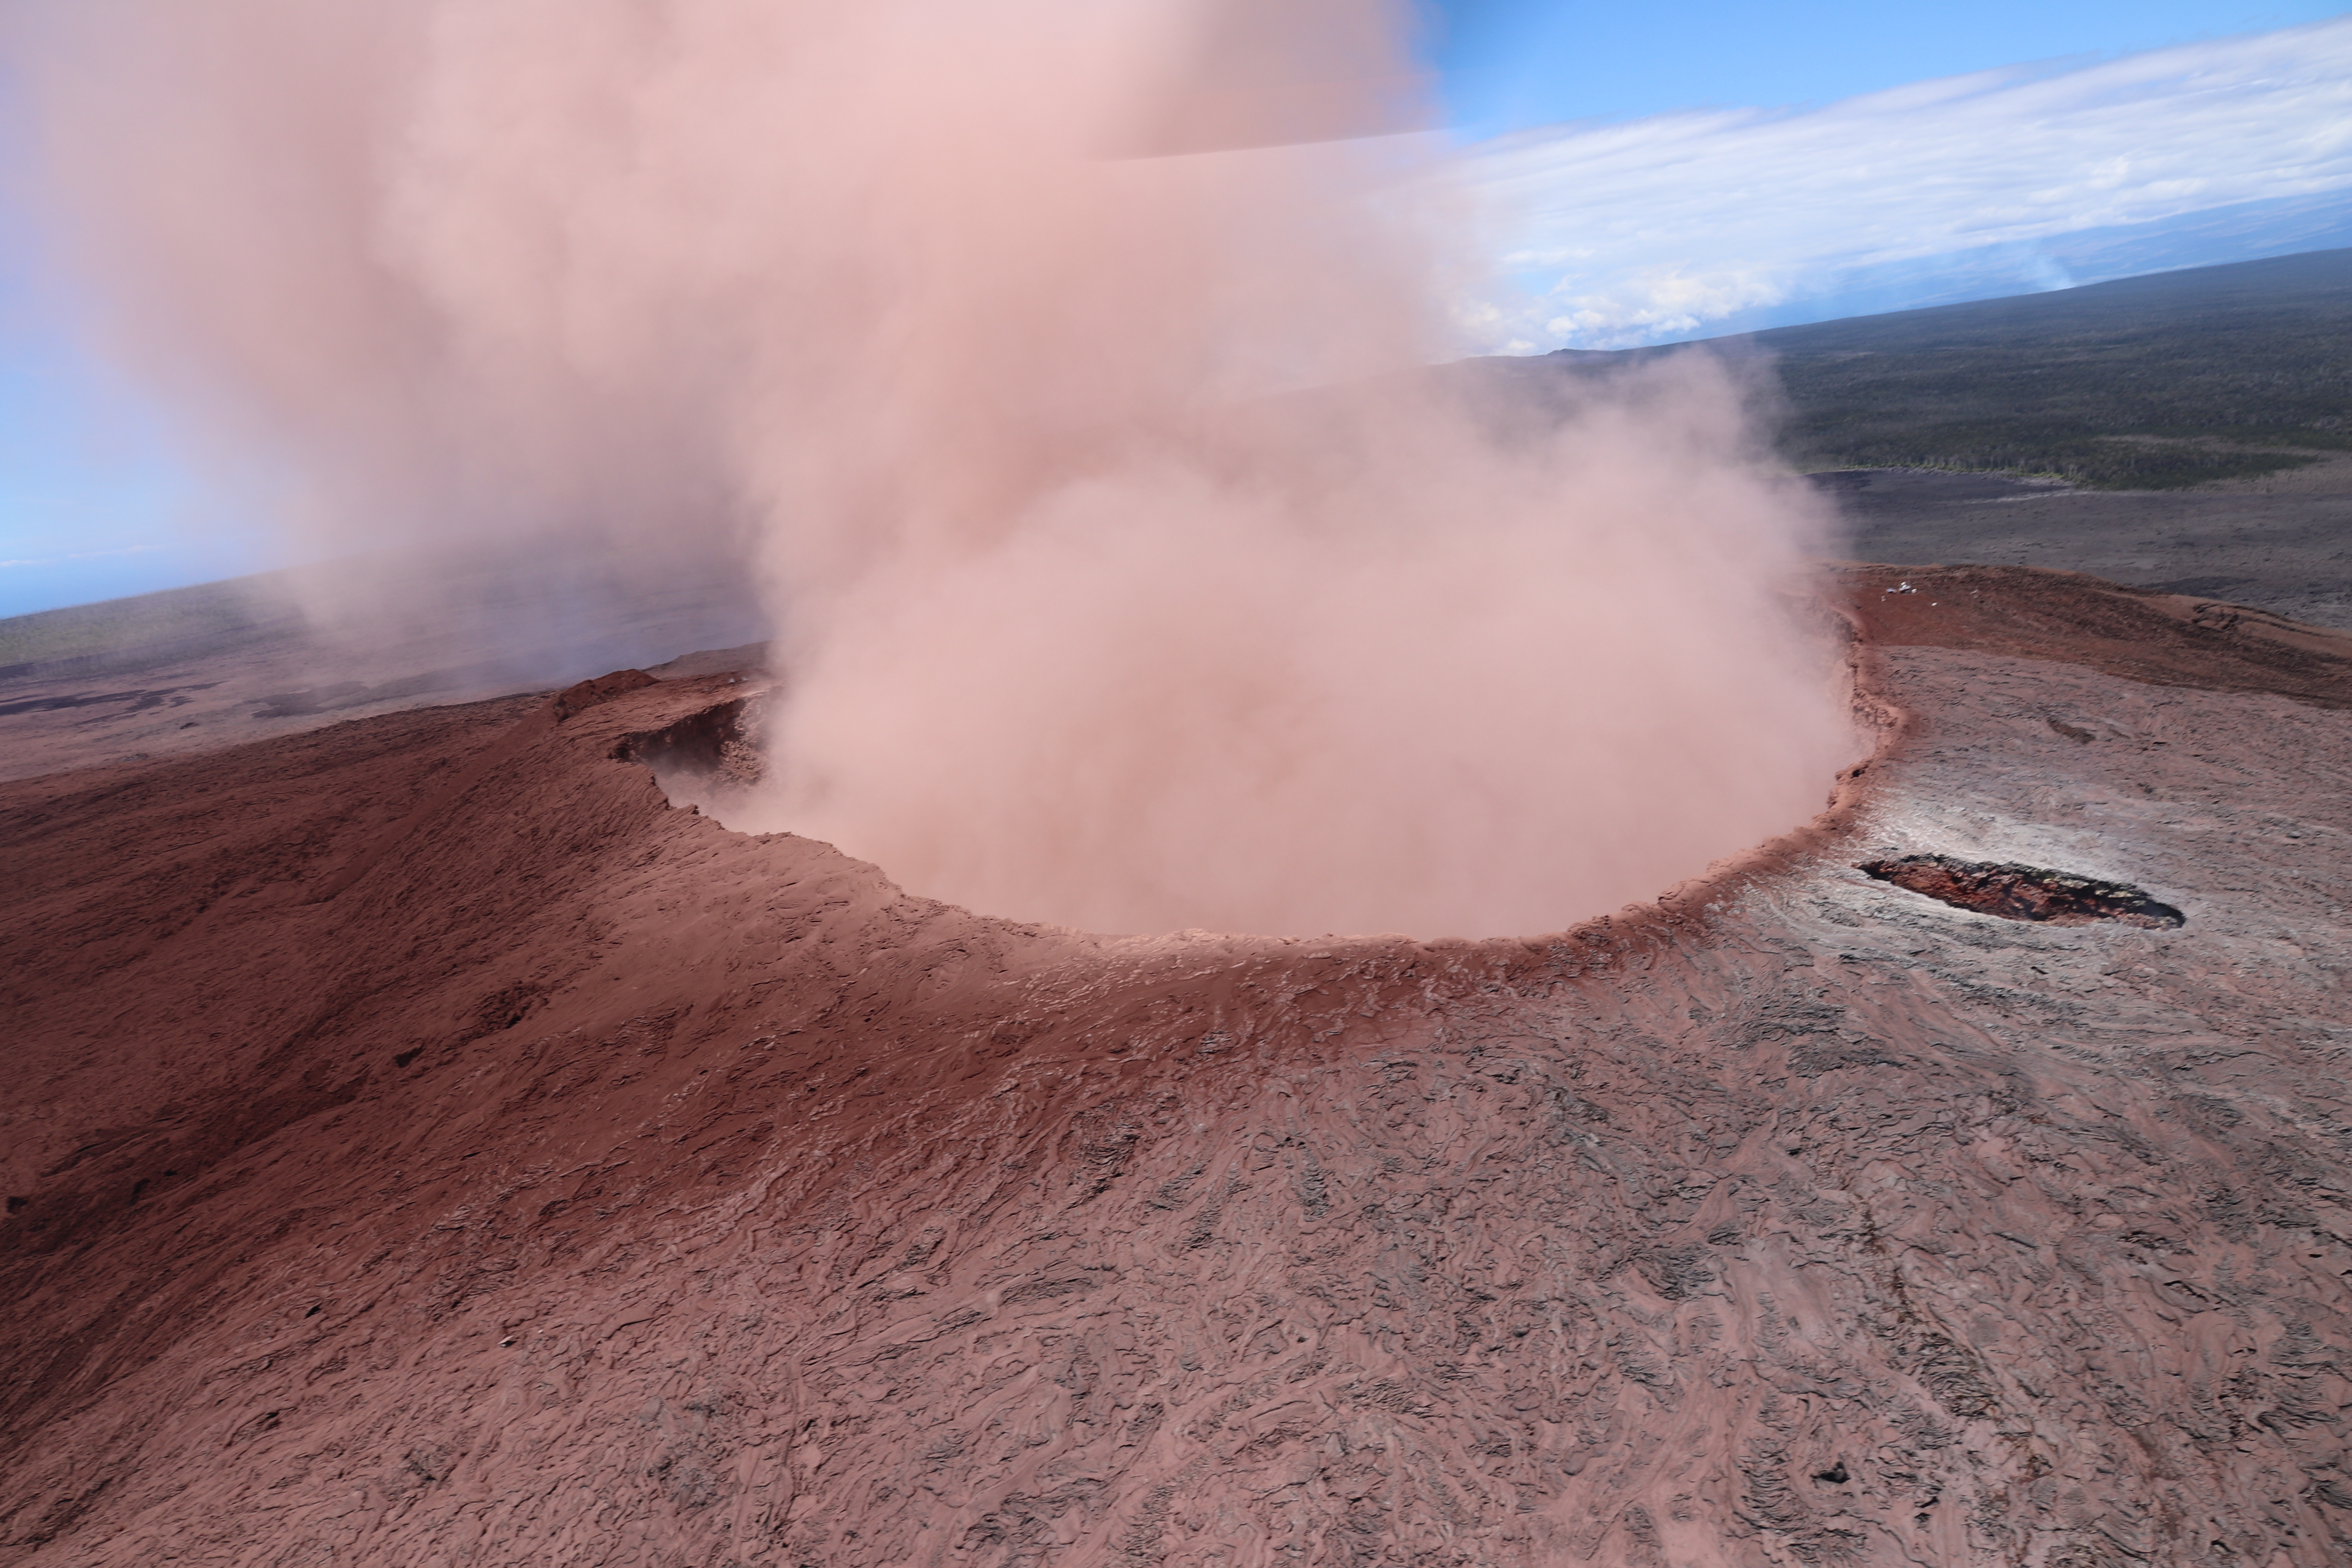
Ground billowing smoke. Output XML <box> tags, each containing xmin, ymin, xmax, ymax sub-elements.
<box><xmin>9</xmin><ymin>0</ymin><xmax>1857</xmax><ymax>937</ymax></box>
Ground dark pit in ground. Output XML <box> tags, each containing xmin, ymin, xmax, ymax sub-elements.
<box><xmin>615</xmin><ymin>694</ymin><xmax>766</xmax><ymax>815</ymax></box>
<box><xmin>1858</xmin><ymin>853</ymin><xmax>2185</xmax><ymax>928</ymax></box>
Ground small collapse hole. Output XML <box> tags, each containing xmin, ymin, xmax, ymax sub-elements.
<box><xmin>615</xmin><ymin>697</ymin><xmax>764</xmax><ymax>817</ymax></box>
<box><xmin>1858</xmin><ymin>854</ymin><xmax>2183</xmax><ymax>928</ymax></box>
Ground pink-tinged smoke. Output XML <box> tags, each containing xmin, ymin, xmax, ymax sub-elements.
<box><xmin>9</xmin><ymin>0</ymin><xmax>1857</xmax><ymax>937</ymax></box>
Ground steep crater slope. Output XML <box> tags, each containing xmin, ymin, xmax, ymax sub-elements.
<box><xmin>3</xmin><ymin>568</ymin><xmax>2351</xmax><ymax>1566</ymax></box>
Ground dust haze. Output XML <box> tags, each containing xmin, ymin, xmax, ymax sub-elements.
<box><xmin>9</xmin><ymin>0</ymin><xmax>1856</xmax><ymax>936</ymax></box>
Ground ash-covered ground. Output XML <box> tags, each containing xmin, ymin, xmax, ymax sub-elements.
<box><xmin>4</xmin><ymin>567</ymin><xmax>2350</xmax><ymax>1566</ymax></box>
<box><xmin>1825</xmin><ymin>454</ymin><xmax>2352</xmax><ymax>632</ymax></box>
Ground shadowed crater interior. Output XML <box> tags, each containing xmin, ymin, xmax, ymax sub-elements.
<box><xmin>615</xmin><ymin>695</ymin><xmax>766</xmax><ymax>812</ymax></box>
<box><xmin>1859</xmin><ymin>853</ymin><xmax>2186</xmax><ymax>928</ymax></box>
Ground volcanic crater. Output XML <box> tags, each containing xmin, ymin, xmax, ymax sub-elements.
<box><xmin>4</xmin><ymin>564</ymin><xmax>2352</xmax><ymax>1566</ymax></box>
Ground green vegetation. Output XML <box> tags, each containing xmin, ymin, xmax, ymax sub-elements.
<box><xmin>1547</xmin><ymin>247</ymin><xmax>2352</xmax><ymax>489</ymax></box>
<box><xmin>0</xmin><ymin>574</ymin><xmax>299</xmax><ymax>673</ymax></box>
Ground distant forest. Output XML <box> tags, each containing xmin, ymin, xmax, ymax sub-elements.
<box><xmin>1506</xmin><ymin>246</ymin><xmax>2352</xmax><ymax>489</ymax></box>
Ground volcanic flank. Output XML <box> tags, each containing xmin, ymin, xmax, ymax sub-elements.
<box><xmin>5</xmin><ymin>566</ymin><xmax>2352</xmax><ymax>1566</ymax></box>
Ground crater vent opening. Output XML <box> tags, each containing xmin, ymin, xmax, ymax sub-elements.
<box><xmin>615</xmin><ymin>696</ymin><xmax>766</xmax><ymax>818</ymax></box>
<box><xmin>1859</xmin><ymin>854</ymin><xmax>2184</xmax><ymax>928</ymax></box>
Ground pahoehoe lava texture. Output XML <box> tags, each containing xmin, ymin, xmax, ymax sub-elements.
<box><xmin>4</xmin><ymin>566</ymin><xmax>2352</xmax><ymax>1566</ymax></box>
<box><xmin>1858</xmin><ymin>854</ymin><xmax>2187</xmax><ymax>928</ymax></box>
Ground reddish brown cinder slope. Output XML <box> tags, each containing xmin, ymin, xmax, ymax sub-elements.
<box><xmin>4</xmin><ymin>568</ymin><xmax>2351</xmax><ymax>1566</ymax></box>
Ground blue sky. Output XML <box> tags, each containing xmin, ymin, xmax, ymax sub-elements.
<box><xmin>0</xmin><ymin>240</ymin><xmax>263</xmax><ymax>619</ymax></box>
<box><xmin>1452</xmin><ymin>11</ymin><xmax>2352</xmax><ymax>350</ymax></box>
<box><xmin>1424</xmin><ymin>1</ymin><xmax>2347</xmax><ymax>133</ymax></box>
<box><xmin>2</xmin><ymin>2</ymin><xmax>2350</xmax><ymax>617</ymax></box>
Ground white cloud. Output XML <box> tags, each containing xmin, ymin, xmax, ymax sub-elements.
<box><xmin>1453</xmin><ymin>18</ymin><xmax>2352</xmax><ymax>352</ymax></box>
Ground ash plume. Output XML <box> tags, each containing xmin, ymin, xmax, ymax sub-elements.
<box><xmin>9</xmin><ymin>0</ymin><xmax>1856</xmax><ymax>936</ymax></box>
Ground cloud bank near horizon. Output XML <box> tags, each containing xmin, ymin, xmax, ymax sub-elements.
<box><xmin>1458</xmin><ymin>16</ymin><xmax>2352</xmax><ymax>352</ymax></box>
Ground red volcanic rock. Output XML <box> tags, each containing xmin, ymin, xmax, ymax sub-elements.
<box><xmin>1840</xmin><ymin>560</ymin><xmax>2352</xmax><ymax>709</ymax></box>
<box><xmin>1856</xmin><ymin>855</ymin><xmax>2186</xmax><ymax>928</ymax></box>
<box><xmin>4</xmin><ymin>568</ymin><xmax>2352</xmax><ymax>1566</ymax></box>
